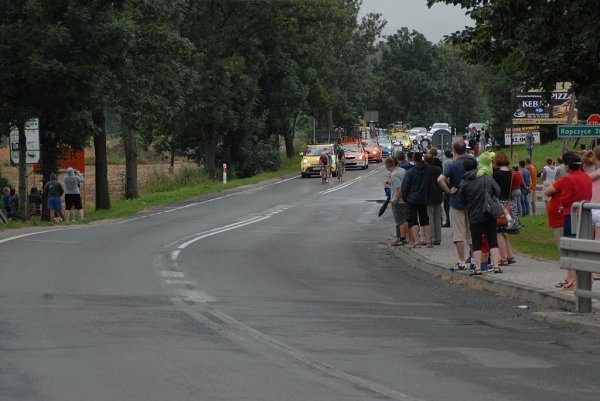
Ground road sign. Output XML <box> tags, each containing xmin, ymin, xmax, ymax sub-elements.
<box><xmin>587</xmin><ymin>114</ymin><xmax>600</xmax><ymax>125</ymax></box>
<box><xmin>557</xmin><ymin>125</ymin><xmax>600</xmax><ymax>138</ymax></box>
<box><xmin>9</xmin><ymin>119</ymin><xmax>40</xmax><ymax>164</ymax></box>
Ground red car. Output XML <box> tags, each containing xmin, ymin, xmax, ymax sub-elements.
<box><xmin>341</xmin><ymin>142</ymin><xmax>369</xmax><ymax>170</ymax></box>
<box><xmin>363</xmin><ymin>139</ymin><xmax>383</xmax><ymax>163</ymax></box>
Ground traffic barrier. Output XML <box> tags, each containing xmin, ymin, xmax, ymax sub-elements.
<box><xmin>560</xmin><ymin>202</ymin><xmax>600</xmax><ymax>313</ymax></box>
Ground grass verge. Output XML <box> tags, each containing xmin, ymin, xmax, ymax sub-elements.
<box><xmin>1</xmin><ymin>156</ymin><xmax>301</xmax><ymax>230</ymax></box>
<box><xmin>510</xmin><ymin>214</ymin><xmax>559</xmax><ymax>261</ymax></box>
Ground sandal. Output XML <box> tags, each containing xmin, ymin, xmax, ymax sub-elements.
<box><xmin>493</xmin><ymin>267</ymin><xmax>503</xmax><ymax>274</ymax></box>
<box><xmin>507</xmin><ymin>257</ymin><xmax>516</xmax><ymax>265</ymax></box>
<box><xmin>410</xmin><ymin>243</ymin><xmax>421</xmax><ymax>248</ymax></box>
<box><xmin>563</xmin><ymin>280</ymin><xmax>576</xmax><ymax>290</ymax></box>
<box><xmin>470</xmin><ymin>269</ymin><xmax>483</xmax><ymax>276</ymax></box>
<box><xmin>426</xmin><ymin>242</ymin><xmax>434</xmax><ymax>248</ymax></box>
<box><xmin>555</xmin><ymin>280</ymin><xmax>568</xmax><ymax>288</ymax></box>
<box><xmin>498</xmin><ymin>259</ymin><xmax>509</xmax><ymax>266</ymax></box>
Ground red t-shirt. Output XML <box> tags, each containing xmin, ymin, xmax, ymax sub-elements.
<box><xmin>511</xmin><ymin>172</ymin><xmax>524</xmax><ymax>191</ymax></box>
<box><xmin>560</xmin><ymin>169</ymin><xmax>592</xmax><ymax>215</ymax></box>
<box><xmin>547</xmin><ymin>177</ymin><xmax>566</xmax><ymax>228</ymax></box>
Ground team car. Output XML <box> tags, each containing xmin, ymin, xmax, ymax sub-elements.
<box><xmin>362</xmin><ymin>139</ymin><xmax>383</xmax><ymax>163</ymax></box>
<box><xmin>341</xmin><ymin>142</ymin><xmax>369</xmax><ymax>170</ymax></box>
<box><xmin>300</xmin><ymin>144</ymin><xmax>338</xmax><ymax>178</ymax></box>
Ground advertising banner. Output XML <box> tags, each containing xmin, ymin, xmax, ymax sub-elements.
<box><xmin>504</xmin><ymin>126</ymin><xmax>541</xmax><ymax>146</ymax></box>
<box><xmin>9</xmin><ymin>119</ymin><xmax>40</xmax><ymax>164</ymax></box>
<box><xmin>512</xmin><ymin>83</ymin><xmax>578</xmax><ymax>125</ymax></box>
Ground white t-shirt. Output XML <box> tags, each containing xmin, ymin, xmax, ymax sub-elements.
<box><xmin>543</xmin><ymin>165</ymin><xmax>556</xmax><ymax>183</ymax></box>
<box><xmin>389</xmin><ymin>167</ymin><xmax>406</xmax><ymax>203</ymax></box>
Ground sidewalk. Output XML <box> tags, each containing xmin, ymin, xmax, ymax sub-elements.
<box><xmin>388</xmin><ymin>226</ymin><xmax>600</xmax><ymax>333</ymax></box>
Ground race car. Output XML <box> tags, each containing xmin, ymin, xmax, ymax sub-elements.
<box><xmin>341</xmin><ymin>142</ymin><xmax>369</xmax><ymax>170</ymax></box>
<box><xmin>362</xmin><ymin>139</ymin><xmax>383</xmax><ymax>163</ymax></box>
<box><xmin>300</xmin><ymin>144</ymin><xmax>338</xmax><ymax>178</ymax></box>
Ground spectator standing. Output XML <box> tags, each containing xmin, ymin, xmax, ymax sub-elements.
<box><xmin>63</xmin><ymin>167</ymin><xmax>85</xmax><ymax>223</ymax></box>
<box><xmin>7</xmin><ymin>187</ymin><xmax>19</xmax><ymax>219</ymax></box>
<box><xmin>525</xmin><ymin>158</ymin><xmax>538</xmax><ymax>215</ymax></box>
<box><xmin>459</xmin><ymin>157</ymin><xmax>503</xmax><ymax>274</ymax></box>
<box><xmin>28</xmin><ymin>187</ymin><xmax>43</xmax><ymax>218</ymax></box>
<box><xmin>519</xmin><ymin>160</ymin><xmax>531</xmax><ymax>216</ymax></box>
<box><xmin>438</xmin><ymin>140</ymin><xmax>472</xmax><ymax>270</ymax></box>
<box><xmin>541</xmin><ymin>157</ymin><xmax>557</xmax><ymax>206</ymax></box>
<box><xmin>2</xmin><ymin>187</ymin><xmax>10</xmax><ymax>215</ymax></box>
<box><xmin>555</xmin><ymin>156</ymin><xmax>567</xmax><ymax>180</ymax></box>
<box><xmin>397</xmin><ymin>151</ymin><xmax>412</xmax><ymax>171</ymax></box>
<box><xmin>441</xmin><ymin>148</ymin><xmax>453</xmax><ymax>227</ymax></box>
<box><xmin>402</xmin><ymin>152</ymin><xmax>432</xmax><ymax>248</ymax></box>
<box><xmin>589</xmin><ymin>146</ymin><xmax>600</xmax><ymax>279</ymax></box>
<box><xmin>545</xmin><ymin>152</ymin><xmax>592</xmax><ymax>289</ymax></box>
<box><xmin>44</xmin><ymin>173</ymin><xmax>65</xmax><ymax>223</ymax></box>
<box><xmin>582</xmin><ymin>150</ymin><xmax>595</xmax><ymax>173</ymax></box>
<box><xmin>425</xmin><ymin>154</ymin><xmax>443</xmax><ymax>245</ymax></box>
<box><xmin>493</xmin><ymin>152</ymin><xmax>517</xmax><ymax>266</ymax></box>
<box><xmin>511</xmin><ymin>164</ymin><xmax>525</xmax><ymax>218</ymax></box>
<box><xmin>385</xmin><ymin>158</ymin><xmax>409</xmax><ymax>246</ymax></box>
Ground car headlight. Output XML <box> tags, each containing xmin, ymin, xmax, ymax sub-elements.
<box><xmin>303</xmin><ymin>158</ymin><xmax>309</xmax><ymax>164</ymax></box>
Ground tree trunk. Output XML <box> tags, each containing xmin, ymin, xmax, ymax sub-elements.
<box><xmin>204</xmin><ymin>127</ymin><xmax>217</xmax><ymax>178</ymax></box>
<box><xmin>122</xmin><ymin>115</ymin><xmax>139</xmax><ymax>199</ymax></box>
<box><xmin>169</xmin><ymin>142</ymin><xmax>175</xmax><ymax>173</ymax></box>
<box><xmin>92</xmin><ymin>110</ymin><xmax>111</xmax><ymax>210</ymax></box>
<box><xmin>38</xmin><ymin>119</ymin><xmax>58</xmax><ymax>222</ymax></box>
<box><xmin>17</xmin><ymin>121</ymin><xmax>27</xmax><ymax>220</ymax></box>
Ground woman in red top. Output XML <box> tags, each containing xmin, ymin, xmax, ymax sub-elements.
<box><xmin>545</xmin><ymin>152</ymin><xmax>592</xmax><ymax>289</ymax></box>
<box><xmin>511</xmin><ymin>165</ymin><xmax>524</xmax><ymax>218</ymax></box>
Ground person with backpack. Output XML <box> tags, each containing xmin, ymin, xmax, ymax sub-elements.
<box><xmin>401</xmin><ymin>152</ymin><xmax>432</xmax><ymax>248</ymax></box>
<box><xmin>44</xmin><ymin>173</ymin><xmax>65</xmax><ymax>223</ymax></box>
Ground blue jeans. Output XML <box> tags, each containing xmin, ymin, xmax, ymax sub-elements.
<box><xmin>520</xmin><ymin>188</ymin><xmax>530</xmax><ymax>216</ymax></box>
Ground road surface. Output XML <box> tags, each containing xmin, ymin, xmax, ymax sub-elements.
<box><xmin>1</xmin><ymin>166</ymin><xmax>599</xmax><ymax>401</ymax></box>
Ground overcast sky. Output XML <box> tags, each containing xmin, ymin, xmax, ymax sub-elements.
<box><xmin>360</xmin><ymin>0</ymin><xmax>473</xmax><ymax>43</ymax></box>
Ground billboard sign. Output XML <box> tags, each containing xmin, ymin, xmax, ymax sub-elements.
<box><xmin>512</xmin><ymin>83</ymin><xmax>577</xmax><ymax>125</ymax></box>
<box><xmin>504</xmin><ymin>126</ymin><xmax>541</xmax><ymax>146</ymax></box>
<box><xmin>9</xmin><ymin>119</ymin><xmax>40</xmax><ymax>164</ymax></box>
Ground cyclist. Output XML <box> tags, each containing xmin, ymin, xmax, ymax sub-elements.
<box><xmin>336</xmin><ymin>146</ymin><xmax>345</xmax><ymax>181</ymax></box>
<box><xmin>326</xmin><ymin>148</ymin><xmax>334</xmax><ymax>179</ymax></box>
<box><xmin>319</xmin><ymin>151</ymin><xmax>329</xmax><ymax>183</ymax></box>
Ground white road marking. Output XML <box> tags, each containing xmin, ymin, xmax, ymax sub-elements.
<box><xmin>19</xmin><ymin>239</ymin><xmax>81</xmax><ymax>244</ymax></box>
<box><xmin>176</xmin><ymin>289</ymin><xmax>215</xmax><ymax>303</ymax></box>
<box><xmin>161</xmin><ymin>271</ymin><xmax>184</xmax><ymax>278</ymax></box>
<box><xmin>319</xmin><ymin>167</ymin><xmax>384</xmax><ymax>195</ymax></box>
<box><xmin>177</xmin><ymin>215</ymin><xmax>270</xmax><ymax>250</ymax></box>
<box><xmin>165</xmin><ymin>279</ymin><xmax>197</xmax><ymax>285</ymax></box>
<box><xmin>0</xmin><ymin>227</ymin><xmax>84</xmax><ymax>246</ymax></box>
<box><xmin>171</xmin><ymin>250</ymin><xmax>181</xmax><ymax>260</ymax></box>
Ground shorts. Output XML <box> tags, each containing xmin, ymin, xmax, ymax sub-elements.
<box><xmin>592</xmin><ymin>209</ymin><xmax>600</xmax><ymax>227</ymax></box>
<box><xmin>47</xmin><ymin>197</ymin><xmax>62</xmax><ymax>211</ymax></box>
<box><xmin>65</xmin><ymin>194</ymin><xmax>83</xmax><ymax>210</ymax></box>
<box><xmin>527</xmin><ymin>190</ymin><xmax>534</xmax><ymax>203</ymax></box>
<box><xmin>406</xmin><ymin>203</ymin><xmax>429</xmax><ymax>228</ymax></box>
<box><xmin>450</xmin><ymin>207</ymin><xmax>472</xmax><ymax>244</ymax></box>
<box><xmin>392</xmin><ymin>203</ymin><xmax>406</xmax><ymax>225</ymax></box>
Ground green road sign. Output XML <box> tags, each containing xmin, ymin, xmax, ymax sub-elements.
<box><xmin>557</xmin><ymin>125</ymin><xmax>600</xmax><ymax>138</ymax></box>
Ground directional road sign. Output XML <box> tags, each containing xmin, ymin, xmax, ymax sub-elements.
<box><xmin>557</xmin><ymin>125</ymin><xmax>600</xmax><ymax>138</ymax></box>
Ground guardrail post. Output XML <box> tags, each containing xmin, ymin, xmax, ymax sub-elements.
<box><xmin>575</xmin><ymin>202</ymin><xmax>593</xmax><ymax>313</ymax></box>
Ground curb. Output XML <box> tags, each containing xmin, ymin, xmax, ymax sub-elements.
<box><xmin>532</xmin><ymin>311</ymin><xmax>600</xmax><ymax>335</ymax></box>
<box><xmin>386</xmin><ymin>240</ymin><xmax>576</xmax><ymax>312</ymax></box>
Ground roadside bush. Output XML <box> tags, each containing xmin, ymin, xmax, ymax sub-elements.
<box><xmin>146</xmin><ymin>165</ymin><xmax>209</xmax><ymax>193</ymax></box>
<box><xmin>0</xmin><ymin>170</ymin><xmax>9</xmax><ymax>189</ymax></box>
<box><xmin>235</xmin><ymin>139</ymin><xmax>281</xmax><ymax>178</ymax></box>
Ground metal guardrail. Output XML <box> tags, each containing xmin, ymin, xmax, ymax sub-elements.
<box><xmin>560</xmin><ymin>201</ymin><xmax>600</xmax><ymax>313</ymax></box>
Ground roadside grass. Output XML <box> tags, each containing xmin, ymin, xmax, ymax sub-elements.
<box><xmin>504</xmin><ymin>138</ymin><xmax>597</xmax><ymax>169</ymax></box>
<box><xmin>1</xmin><ymin>155</ymin><xmax>301</xmax><ymax>230</ymax></box>
<box><xmin>511</xmin><ymin>214</ymin><xmax>559</xmax><ymax>261</ymax></box>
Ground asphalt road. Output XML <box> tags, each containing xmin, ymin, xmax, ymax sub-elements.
<box><xmin>1</xmin><ymin>165</ymin><xmax>600</xmax><ymax>401</ymax></box>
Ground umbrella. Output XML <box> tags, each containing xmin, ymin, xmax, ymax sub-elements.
<box><xmin>378</xmin><ymin>198</ymin><xmax>390</xmax><ymax>217</ymax></box>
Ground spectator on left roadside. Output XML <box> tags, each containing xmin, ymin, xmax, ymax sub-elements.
<box><xmin>2</xmin><ymin>187</ymin><xmax>10</xmax><ymax>215</ymax></box>
<box><xmin>511</xmin><ymin>164</ymin><xmax>525</xmax><ymax>218</ymax></box>
<box><xmin>525</xmin><ymin>158</ymin><xmax>538</xmax><ymax>215</ymax></box>
<box><xmin>7</xmin><ymin>187</ymin><xmax>19</xmax><ymax>219</ymax></box>
<box><xmin>402</xmin><ymin>152</ymin><xmax>432</xmax><ymax>248</ymax></box>
<box><xmin>425</xmin><ymin>154</ymin><xmax>443</xmax><ymax>245</ymax></box>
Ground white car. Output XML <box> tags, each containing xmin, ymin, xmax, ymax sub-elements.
<box><xmin>429</xmin><ymin>123</ymin><xmax>450</xmax><ymax>135</ymax></box>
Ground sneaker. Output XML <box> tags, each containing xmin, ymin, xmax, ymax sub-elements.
<box><xmin>451</xmin><ymin>262</ymin><xmax>466</xmax><ymax>271</ymax></box>
<box><xmin>392</xmin><ymin>239</ymin><xmax>402</xmax><ymax>246</ymax></box>
<box><xmin>433</xmin><ymin>241</ymin><xmax>441</xmax><ymax>246</ymax></box>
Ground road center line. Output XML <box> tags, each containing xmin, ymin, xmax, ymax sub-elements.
<box><xmin>319</xmin><ymin>167</ymin><xmax>384</xmax><ymax>195</ymax></box>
